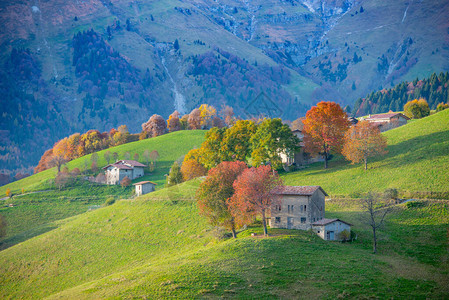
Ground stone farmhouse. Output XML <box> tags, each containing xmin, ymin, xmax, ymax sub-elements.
<box><xmin>270</xmin><ymin>186</ymin><xmax>351</xmax><ymax>241</ymax></box>
<box><xmin>103</xmin><ymin>160</ymin><xmax>146</xmax><ymax>185</ymax></box>
<box><xmin>361</xmin><ymin>112</ymin><xmax>409</xmax><ymax>132</ymax></box>
<box><xmin>280</xmin><ymin>129</ymin><xmax>324</xmax><ymax>167</ymax></box>
<box><xmin>133</xmin><ymin>181</ymin><xmax>157</xmax><ymax>196</ymax></box>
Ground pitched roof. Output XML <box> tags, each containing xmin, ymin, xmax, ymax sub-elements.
<box><xmin>118</xmin><ymin>160</ymin><xmax>147</xmax><ymax>167</ymax></box>
<box><xmin>132</xmin><ymin>181</ymin><xmax>157</xmax><ymax>186</ymax></box>
<box><xmin>312</xmin><ymin>218</ymin><xmax>352</xmax><ymax>226</ymax></box>
<box><xmin>102</xmin><ymin>163</ymin><xmax>133</xmax><ymax>170</ymax></box>
<box><xmin>365</xmin><ymin>113</ymin><xmax>410</xmax><ymax>120</ymax></box>
<box><xmin>273</xmin><ymin>186</ymin><xmax>328</xmax><ymax>196</ymax></box>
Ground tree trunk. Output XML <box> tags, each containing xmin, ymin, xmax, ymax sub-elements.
<box><xmin>231</xmin><ymin>228</ymin><xmax>237</xmax><ymax>238</ymax></box>
<box><xmin>372</xmin><ymin>226</ymin><xmax>377</xmax><ymax>254</ymax></box>
<box><xmin>262</xmin><ymin>209</ymin><xmax>268</xmax><ymax>236</ymax></box>
<box><xmin>323</xmin><ymin>153</ymin><xmax>328</xmax><ymax>169</ymax></box>
<box><xmin>364</xmin><ymin>158</ymin><xmax>368</xmax><ymax>170</ymax></box>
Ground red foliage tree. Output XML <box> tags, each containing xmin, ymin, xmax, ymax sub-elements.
<box><xmin>303</xmin><ymin>101</ymin><xmax>351</xmax><ymax>169</ymax></box>
<box><xmin>188</xmin><ymin>108</ymin><xmax>202</xmax><ymax>129</ymax></box>
<box><xmin>229</xmin><ymin>165</ymin><xmax>283</xmax><ymax>236</ymax></box>
<box><xmin>197</xmin><ymin>161</ymin><xmax>247</xmax><ymax>238</ymax></box>
<box><xmin>167</xmin><ymin>111</ymin><xmax>181</xmax><ymax>132</ymax></box>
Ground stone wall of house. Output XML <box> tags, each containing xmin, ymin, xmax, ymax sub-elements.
<box><xmin>270</xmin><ymin>189</ymin><xmax>325</xmax><ymax>230</ymax></box>
<box><xmin>132</xmin><ymin>167</ymin><xmax>144</xmax><ymax>179</ymax></box>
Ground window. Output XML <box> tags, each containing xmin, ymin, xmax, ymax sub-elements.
<box><xmin>300</xmin><ymin>205</ymin><xmax>303</xmax><ymax>212</ymax></box>
<box><xmin>275</xmin><ymin>217</ymin><xmax>281</xmax><ymax>224</ymax></box>
<box><xmin>317</xmin><ymin>230</ymin><xmax>320</xmax><ymax>233</ymax></box>
<box><xmin>291</xmin><ymin>205</ymin><xmax>294</xmax><ymax>212</ymax></box>
<box><xmin>287</xmin><ymin>205</ymin><xmax>290</xmax><ymax>213</ymax></box>
<box><xmin>313</xmin><ymin>217</ymin><xmax>315</xmax><ymax>222</ymax></box>
<box><xmin>301</xmin><ymin>217</ymin><xmax>306</xmax><ymax>224</ymax></box>
<box><xmin>304</xmin><ymin>205</ymin><xmax>307</xmax><ymax>212</ymax></box>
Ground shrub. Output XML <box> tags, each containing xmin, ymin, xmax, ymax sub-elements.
<box><xmin>337</xmin><ymin>229</ymin><xmax>351</xmax><ymax>242</ymax></box>
<box><xmin>436</xmin><ymin>102</ymin><xmax>449</xmax><ymax>112</ymax></box>
<box><xmin>120</xmin><ymin>176</ymin><xmax>132</xmax><ymax>188</ymax></box>
<box><xmin>406</xmin><ymin>201</ymin><xmax>426</xmax><ymax>209</ymax></box>
<box><xmin>404</xmin><ymin>98</ymin><xmax>430</xmax><ymax>119</ymax></box>
<box><xmin>105</xmin><ymin>197</ymin><xmax>115</xmax><ymax>206</ymax></box>
<box><xmin>384</xmin><ymin>188</ymin><xmax>398</xmax><ymax>200</ymax></box>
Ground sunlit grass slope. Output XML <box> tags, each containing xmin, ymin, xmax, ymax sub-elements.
<box><xmin>0</xmin><ymin>180</ymin><xmax>448</xmax><ymax>298</ymax></box>
<box><xmin>283</xmin><ymin>109</ymin><xmax>449</xmax><ymax>198</ymax></box>
<box><xmin>0</xmin><ymin>130</ymin><xmax>206</xmax><ymax>195</ymax></box>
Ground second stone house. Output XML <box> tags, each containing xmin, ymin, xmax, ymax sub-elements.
<box><xmin>103</xmin><ymin>160</ymin><xmax>146</xmax><ymax>185</ymax></box>
<box><xmin>270</xmin><ymin>186</ymin><xmax>327</xmax><ymax>230</ymax></box>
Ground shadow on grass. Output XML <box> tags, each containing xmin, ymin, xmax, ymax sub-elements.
<box><xmin>0</xmin><ymin>224</ymin><xmax>58</xmax><ymax>251</ymax></box>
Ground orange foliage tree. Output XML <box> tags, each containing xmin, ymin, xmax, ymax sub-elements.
<box><xmin>303</xmin><ymin>101</ymin><xmax>351</xmax><ymax>169</ymax></box>
<box><xmin>197</xmin><ymin>161</ymin><xmax>247</xmax><ymax>238</ymax></box>
<box><xmin>188</xmin><ymin>108</ymin><xmax>202</xmax><ymax>129</ymax></box>
<box><xmin>181</xmin><ymin>159</ymin><xmax>207</xmax><ymax>181</ymax></box>
<box><xmin>228</xmin><ymin>165</ymin><xmax>283</xmax><ymax>236</ymax></box>
<box><xmin>120</xmin><ymin>176</ymin><xmax>132</xmax><ymax>188</ymax></box>
<box><xmin>342</xmin><ymin>121</ymin><xmax>388</xmax><ymax>170</ymax></box>
<box><xmin>167</xmin><ymin>111</ymin><xmax>181</xmax><ymax>132</ymax></box>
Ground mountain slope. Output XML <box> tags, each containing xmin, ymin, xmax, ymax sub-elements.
<box><xmin>1</xmin><ymin>0</ymin><xmax>449</xmax><ymax>175</ymax></box>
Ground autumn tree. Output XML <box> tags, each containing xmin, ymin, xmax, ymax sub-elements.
<box><xmin>142</xmin><ymin>149</ymin><xmax>150</xmax><ymax>166</ymax></box>
<box><xmin>404</xmin><ymin>98</ymin><xmax>430</xmax><ymax>119</ymax></box>
<box><xmin>361</xmin><ymin>192</ymin><xmax>393</xmax><ymax>254</ymax></box>
<box><xmin>303</xmin><ymin>101</ymin><xmax>351</xmax><ymax>169</ymax></box>
<box><xmin>166</xmin><ymin>161</ymin><xmax>183</xmax><ymax>186</ymax></box>
<box><xmin>34</xmin><ymin>149</ymin><xmax>54</xmax><ymax>173</ymax></box>
<box><xmin>188</xmin><ymin>108</ymin><xmax>202</xmax><ymax>129</ymax></box>
<box><xmin>197</xmin><ymin>161</ymin><xmax>247</xmax><ymax>238</ymax></box>
<box><xmin>229</xmin><ymin>165</ymin><xmax>283</xmax><ymax>236</ymax></box>
<box><xmin>133</xmin><ymin>153</ymin><xmax>140</xmax><ymax>161</ymax></box>
<box><xmin>181</xmin><ymin>159</ymin><xmax>207</xmax><ymax>181</ymax></box>
<box><xmin>120</xmin><ymin>176</ymin><xmax>132</xmax><ymax>188</ymax></box>
<box><xmin>113</xmin><ymin>125</ymin><xmax>130</xmax><ymax>145</ymax></box>
<box><xmin>180</xmin><ymin>114</ymin><xmax>189</xmax><ymax>130</ymax></box>
<box><xmin>142</xmin><ymin>114</ymin><xmax>166</xmax><ymax>138</ymax></box>
<box><xmin>112</xmin><ymin>152</ymin><xmax>119</xmax><ymax>162</ymax></box>
<box><xmin>199</xmin><ymin>104</ymin><xmax>217</xmax><ymax>129</ymax></box>
<box><xmin>5</xmin><ymin>188</ymin><xmax>11</xmax><ymax>198</ymax></box>
<box><xmin>55</xmin><ymin>172</ymin><xmax>71</xmax><ymax>190</ymax></box>
<box><xmin>250</xmin><ymin>118</ymin><xmax>300</xmax><ymax>170</ymax></box>
<box><xmin>104</xmin><ymin>150</ymin><xmax>111</xmax><ymax>164</ymax></box>
<box><xmin>342</xmin><ymin>121</ymin><xmax>388</xmax><ymax>170</ymax></box>
<box><xmin>167</xmin><ymin>111</ymin><xmax>181</xmax><ymax>132</ymax></box>
<box><xmin>220</xmin><ymin>105</ymin><xmax>236</xmax><ymax>127</ymax></box>
<box><xmin>290</xmin><ymin>117</ymin><xmax>304</xmax><ymax>131</ymax></box>
<box><xmin>149</xmin><ymin>150</ymin><xmax>160</xmax><ymax>168</ymax></box>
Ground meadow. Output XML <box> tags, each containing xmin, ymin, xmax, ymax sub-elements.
<box><xmin>0</xmin><ymin>180</ymin><xmax>447</xmax><ymax>299</ymax></box>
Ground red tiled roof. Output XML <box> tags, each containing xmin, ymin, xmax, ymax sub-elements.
<box><xmin>312</xmin><ymin>218</ymin><xmax>352</xmax><ymax>226</ymax></box>
<box><xmin>273</xmin><ymin>185</ymin><xmax>328</xmax><ymax>196</ymax></box>
<box><xmin>132</xmin><ymin>181</ymin><xmax>157</xmax><ymax>185</ymax></box>
<box><xmin>102</xmin><ymin>163</ymin><xmax>133</xmax><ymax>170</ymax></box>
<box><xmin>118</xmin><ymin>160</ymin><xmax>147</xmax><ymax>167</ymax></box>
<box><xmin>365</xmin><ymin>113</ymin><xmax>410</xmax><ymax>120</ymax></box>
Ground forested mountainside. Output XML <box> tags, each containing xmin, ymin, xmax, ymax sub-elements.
<box><xmin>353</xmin><ymin>72</ymin><xmax>449</xmax><ymax>116</ymax></box>
<box><xmin>1</xmin><ymin>0</ymin><xmax>448</xmax><ymax>176</ymax></box>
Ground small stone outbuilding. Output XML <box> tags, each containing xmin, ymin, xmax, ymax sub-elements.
<box><xmin>133</xmin><ymin>181</ymin><xmax>157</xmax><ymax>196</ymax></box>
<box><xmin>312</xmin><ymin>218</ymin><xmax>352</xmax><ymax>241</ymax></box>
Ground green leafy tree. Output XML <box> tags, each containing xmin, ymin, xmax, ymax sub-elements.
<box><xmin>104</xmin><ymin>150</ymin><xmax>111</xmax><ymax>164</ymax></box>
<box><xmin>221</xmin><ymin>120</ymin><xmax>257</xmax><ymax>162</ymax></box>
<box><xmin>167</xmin><ymin>162</ymin><xmax>183</xmax><ymax>186</ymax></box>
<box><xmin>250</xmin><ymin>118</ymin><xmax>300</xmax><ymax>170</ymax></box>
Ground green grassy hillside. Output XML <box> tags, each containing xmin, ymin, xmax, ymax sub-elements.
<box><xmin>1</xmin><ymin>130</ymin><xmax>205</xmax><ymax>195</ymax></box>
<box><xmin>0</xmin><ymin>130</ymin><xmax>205</xmax><ymax>249</ymax></box>
<box><xmin>283</xmin><ymin>109</ymin><xmax>449</xmax><ymax>199</ymax></box>
<box><xmin>0</xmin><ymin>180</ymin><xmax>448</xmax><ymax>298</ymax></box>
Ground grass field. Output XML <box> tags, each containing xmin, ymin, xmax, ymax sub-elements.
<box><xmin>0</xmin><ymin>180</ymin><xmax>448</xmax><ymax>299</ymax></box>
<box><xmin>0</xmin><ymin>130</ymin><xmax>205</xmax><ymax>250</ymax></box>
<box><xmin>282</xmin><ymin>109</ymin><xmax>449</xmax><ymax>199</ymax></box>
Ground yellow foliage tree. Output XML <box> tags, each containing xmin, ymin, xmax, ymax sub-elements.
<box><xmin>199</xmin><ymin>104</ymin><xmax>217</xmax><ymax>128</ymax></box>
<box><xmin>342</xmin><ymin>121</ymin><xmax>388</xmax><ymax>170</ymax></box>
<box><xmin>181</xmin><ymin>159</ymin><xmax>207</xmax><ymax>181</ymax></box>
